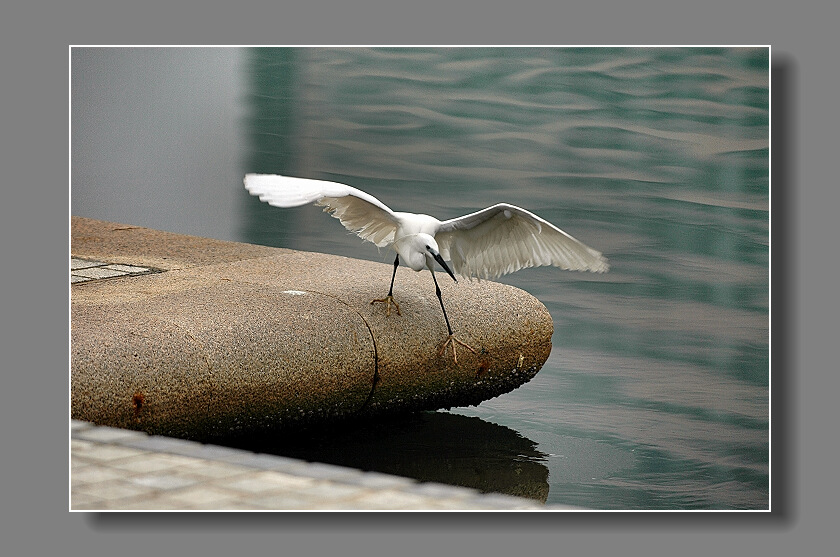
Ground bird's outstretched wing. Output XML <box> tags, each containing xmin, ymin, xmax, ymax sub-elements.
<box><xmin>435</xmin><ymin>203</ymin><xmax>609</xmax><ymax>279</ymax></box>
<box><xmin>244</xmin><ymin>174</ymin><xmax>400</xmax><ymax>247</ymax></box>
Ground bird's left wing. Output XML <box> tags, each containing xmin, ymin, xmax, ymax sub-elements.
<box><xmin>244</xmin><ymin>174</ymin><xmax>399</xmax><ymax>247</ymax></box>
<box><xmin>435</xmin><ymin>203</ymin><xmax>609</xmax><ymax>279</ymax></box>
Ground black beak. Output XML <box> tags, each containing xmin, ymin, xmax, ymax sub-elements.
<box><xmin>431</xmin><ymin>250</ymin><xmax>457</xmax><ymax>282</ymax></box>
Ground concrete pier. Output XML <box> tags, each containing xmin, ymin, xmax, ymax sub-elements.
<box><xmin>71</xmin><ymin>217</ymin><xmax>553</xmax><ymax>438</ymax></box>
<box><xmin>69</xmin><ymin>217</ymin><xmax>566</xmax><ymax>510</ymax></box>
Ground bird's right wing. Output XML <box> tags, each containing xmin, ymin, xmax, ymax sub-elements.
<box><xmin>436</xmin><ymin>203</ymin><xmax>609</xmax><ymax>279</ymax></box>
<box><xmin>244</xmin><ymin>174</ymin><xmax>400</xmax><ymax>247</ymax></box>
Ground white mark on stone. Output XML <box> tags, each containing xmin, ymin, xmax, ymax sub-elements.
<box><xmin>282</xmin><ymin>290</ymin><xmax>308</xmax><ymax>296</ymax></box>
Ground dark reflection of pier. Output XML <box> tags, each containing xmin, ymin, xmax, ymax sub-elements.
<box><xmin>215</xmin><ymin>411</ymin><xmax>550</xmax><ymax>503</ymax></box>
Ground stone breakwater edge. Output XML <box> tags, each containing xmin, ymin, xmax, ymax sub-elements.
<box><xmin>70</xmin><ymin>217</ymin><xmax>574</xmax><ymax>510</ymax></box>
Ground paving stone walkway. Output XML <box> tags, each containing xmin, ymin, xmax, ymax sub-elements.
<box><xmin>71</xmin><ymin>256</ymin><xmax>161</xmax><ymax>283</ymax></box>
<box><xmin>71</xmin><ymin>420</ymin><xmax>559</xmax><ymax>511</ymax></box>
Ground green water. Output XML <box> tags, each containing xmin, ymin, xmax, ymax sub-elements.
<box><xmin>236</xmin><ymin>47</ymin><xmax>768</xmax><ymax>510</ymax></box>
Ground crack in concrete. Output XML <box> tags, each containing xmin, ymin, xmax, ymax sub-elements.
<box><xmin>287</xmin><ymin>289</ymin><xmax>380</xmax><ymax>414</ymax></box>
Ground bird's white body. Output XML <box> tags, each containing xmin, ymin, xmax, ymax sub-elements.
<box><xmin>245</xmin><ymin>173</ymin><xmax>608</xmax><ymax>363</ymax></box>
<box><xmin>244</xmin><ymin>173</ymin><xmax>609</xmax><ymax>279</ymax></box>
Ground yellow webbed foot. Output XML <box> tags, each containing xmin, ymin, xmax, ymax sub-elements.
<box><xmin>437</xmin><ymin>334</ymin><xmax>477</xmax><ymax>365</ymax></box>
<box><xmin>370</xmin><ymin>295</ymin><xmax>401</xmax><ymax>317</ymax></box>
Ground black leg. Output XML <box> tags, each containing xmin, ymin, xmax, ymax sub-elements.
<box><xmin>430</xmin><ymin>267</ymin><xmax>476</xmax><ymax>364</ymax></box>
<box><xmin>387</xmin><ymin>254</ymin><xmax>399</xmax><ymax>296</ymax></box>
<box><xmin>430</xmin><ymin>268</ymin><xmax>454</xmax><ymax>336</ymax></box>
<box><xmin>370</xmin><ymin>254</ymin><xmax>401</xmax><ymax>316</ymax></box>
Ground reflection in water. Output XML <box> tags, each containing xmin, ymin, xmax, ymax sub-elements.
<box><xmin>215</xmin><ymin>411</ymin><xmax>551</xmax><ymax>502</ymax></box>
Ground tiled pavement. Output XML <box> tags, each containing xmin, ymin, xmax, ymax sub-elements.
<box><xmin>71</xmin><ymin>257</ymin><xmax>161</xmax><ymax>283</ymax></box>
<box><xmin>71</xmin><ymin>420</ymin><xmax>554</xmax><ymax>511</ymax></box>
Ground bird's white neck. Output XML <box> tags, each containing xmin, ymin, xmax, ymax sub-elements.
<box><xmin>394</xmin><ymin>232</ymin><xmax>438</xmax><ymax>272</ymax></box>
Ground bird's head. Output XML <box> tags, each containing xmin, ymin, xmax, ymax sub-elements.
<box><xmin>421</xmin><ymin>235</ymin><xmax>457</xmax><ymax>283</ymax></box>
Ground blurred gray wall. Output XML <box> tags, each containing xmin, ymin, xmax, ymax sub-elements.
<box><xmin>71</xmin><ymin>47</ymin><xmax>247</xmax><ymax>241</ymax></box>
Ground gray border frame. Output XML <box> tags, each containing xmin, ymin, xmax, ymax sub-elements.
<box><xmin>4</xmin><ymin>0</ymin><xmax>832</xmax><ymax>554</ymax></box>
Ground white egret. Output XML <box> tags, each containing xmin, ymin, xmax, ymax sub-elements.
<box><xmin>244</xmin><ymin>174</ymin><xmax>609</xmax><ymax>363</ymax></box>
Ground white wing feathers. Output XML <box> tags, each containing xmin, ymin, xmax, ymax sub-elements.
<box><xmin>244</xmin><ymin>174</ymin><xmax>399</xmax><ymax>247</ymax></box>
<box><xmin>436</xmin><ymin>204</ymin><xmax>609</xmax><ymax>279</ymax></box>
<box><xmin>244</xmin><ymin>174</ymin><xmax>609</xmax><ymax>278</ymax></box>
